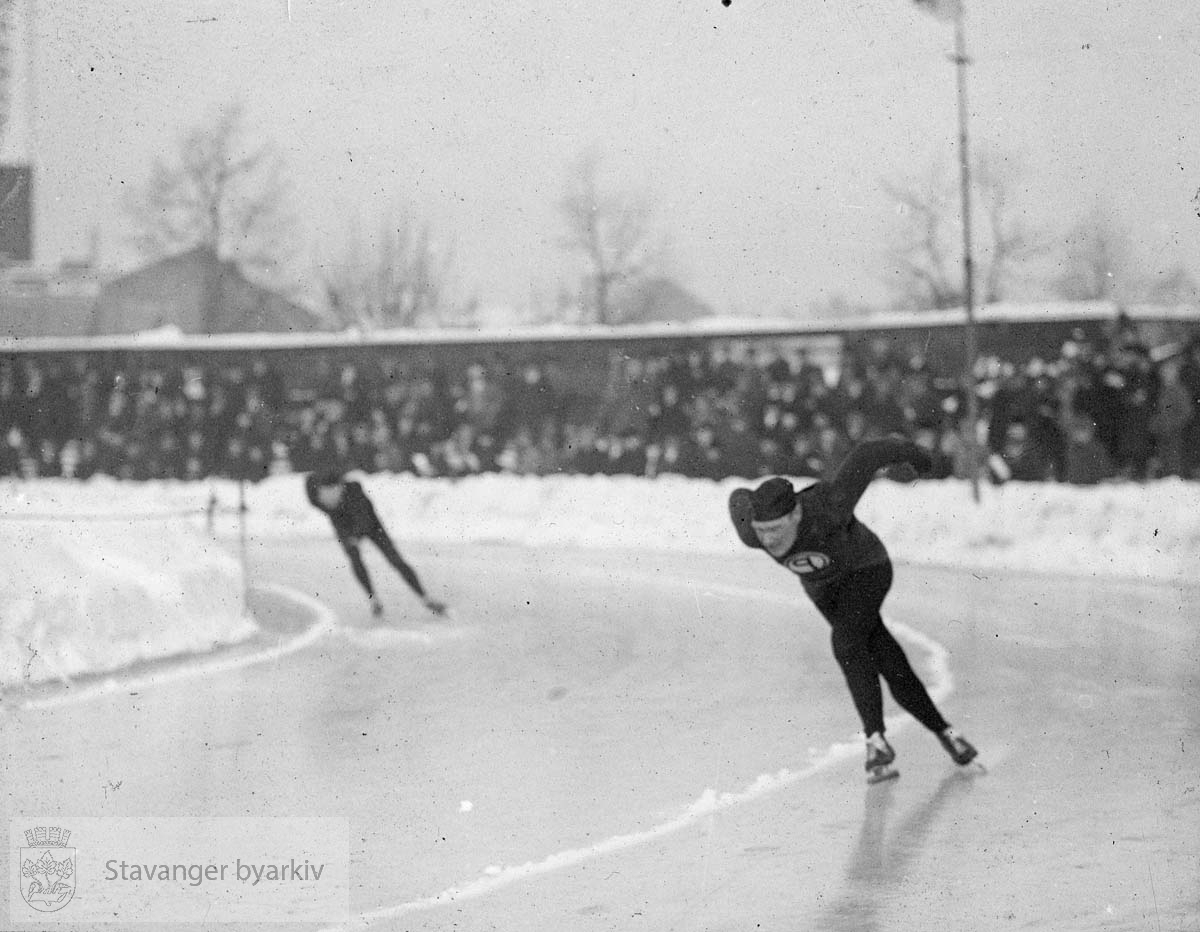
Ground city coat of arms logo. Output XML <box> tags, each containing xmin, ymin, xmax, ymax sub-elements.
<box><xmin>20</xmin><ymin>825</ymin><xmax>76</xmax><ymax>912</ymax></box>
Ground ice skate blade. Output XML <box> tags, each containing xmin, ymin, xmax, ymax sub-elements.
<box><xmin>867</xmin><ymin>764</ymin><xmax>899</xmax><ymax>785</ymax></box>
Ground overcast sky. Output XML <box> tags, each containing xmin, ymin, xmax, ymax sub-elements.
<box><xmin>13</xmin><ymin>0</ymin><xmax>1200</xmax><ymax>317</ymax></box>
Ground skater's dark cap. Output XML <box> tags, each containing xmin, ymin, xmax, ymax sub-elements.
<box><xmin>749</xmin><ymin>477</ymin><xmax>796</xmax><ymax>522</ymax></box>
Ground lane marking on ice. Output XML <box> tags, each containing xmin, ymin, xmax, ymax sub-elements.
<box><xmin>558</xmin><ymin>566</ymin><xmax>956</xmax><ymax>704</ymax></box>
<box><xmin>888</xmin><ymin>617</ymin><xmax>953</xmax><ymax>706</ymax></box>
<box><xmin>13</xmin><ymin>583</ymin><xmax>337</xmax><ymax>712</ymax></box>
<box><xmin>324</xmin><ymin>747</ymin><xmax>864</xmax><ymax>930</ymax></box>
<box><xmin>319</xmin><ymin>575</ymin><xmax>957</xmax><ymax>931</ymax></box>
<box><xmin>335</xmin><ymin>624</ymin><xmax>474</xmax><ymax>648</ymax></box>
<box><xmin>330</xmin><ymin>603</ymin><xmax>477</xmax><ymax>648</ymax></box>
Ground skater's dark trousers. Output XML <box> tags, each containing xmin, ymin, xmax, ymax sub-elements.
<box><xmin>338</xmin><ymin>527</ymin><xmax>425</xmax><ymax>599</ymax></box>
<box><xmin>808</xmin><ymin>560</ymin><xmax>948</xmax><ymax>737</ymax></box>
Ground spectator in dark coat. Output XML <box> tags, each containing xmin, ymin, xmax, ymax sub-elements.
<box><xmin>1149</xmin><ymin>360</ymin><xmax>1192</xmax><ymax>478</ymax></box>
<box><xmin>1064</xmin><ymin>415</ymin><xmax>1116</xmax><ymax>485</ymax></box>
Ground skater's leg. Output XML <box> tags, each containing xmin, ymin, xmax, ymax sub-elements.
<box><xmin>865</xmin><ymin>595</ymin><xmax>978</xmax><ymax>764</ymax></box>
<box><xmin>868</xmin><ymin>624</ymin><xmax>949</xmax><ymax>734</ymax></box>
<box><xmin>365</xmin><ymin>525</ymin><xmax>427</xmax><ymax>597</ymax></box>
<box><xmin>338</xmin><ymin>536</ymin><xmax>376</xmax><ymax>599</ymax></box>
<box><xmin>829</xmin><ymin>625</ymin><xmax>887</xmax><ymax>737</ymax></box>
<box><xmin>815</xmin><ymin>565</ymin><xmax>893</xmax><ymax>738</ymax></box>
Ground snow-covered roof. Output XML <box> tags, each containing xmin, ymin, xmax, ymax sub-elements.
<box><xmin>1</xmin><ymin>301</ymin><xmax>1195</xmax><ymax>355</ymax></box>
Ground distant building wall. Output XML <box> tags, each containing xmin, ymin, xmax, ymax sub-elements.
<box><xmin>0</xmin><ymin>264</ymin><xmax>101</xmax><ymax>338</ymax></box>
<box><xmin>91</xmin><ymin>247</ymin><xmax>322</xmax><ymax>335</ymax></box>
<box><xmin>0</xmin><ymin>164</ymin><xmax>32</xmax><ymax>261</ymax></box>
<box><xmin>90</xmin><ymin>250</ymin><xmax>207</xmax><ymax>335</ymax></box>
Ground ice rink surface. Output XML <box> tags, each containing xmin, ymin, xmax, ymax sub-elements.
<box><xmin>4</xmin><ymin>537</ymin><xmax>1199</xmax><ymax>931</ymax></box>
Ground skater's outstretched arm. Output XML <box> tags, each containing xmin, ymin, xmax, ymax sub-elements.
<box><xmin>728</xmin><ymin>488</ymin><xmax>767</xmax><ymax>549</ymax></box>
<box><xmin>830</xmin><ymin>439</ymin><xmax>932</xmax><ymax>511</ymax></box>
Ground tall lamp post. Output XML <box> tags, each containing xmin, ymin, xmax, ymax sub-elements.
<box><xmin>917</xmin><ymin>0</ymin><xmax>982</xmax><ymax>501</ymax></box>
<box><xmin>952</xmin><ymin>5</ymin><xmax>982</xmax><ymax>502</ymax></box>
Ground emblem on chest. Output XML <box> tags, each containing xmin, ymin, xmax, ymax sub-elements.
<box><xmin>784</xmin><ymin>551</ymin><xmax>832</xmax><ymax>575</ymax></box>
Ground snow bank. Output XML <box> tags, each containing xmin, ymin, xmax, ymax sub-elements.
<box><xmin>222</xmin><ymin>472</ymin><xmax>1200</xmax><ymax>583</ymax></box>
<box><xmin>0</xmin><ymin>483</ymin><xmax>252</xmax><ymax>688</ymax></box>
<box><xmin>4</xmin><ymin>472</ymin><xmax>1196</xmax><ymax>688</ymax></box>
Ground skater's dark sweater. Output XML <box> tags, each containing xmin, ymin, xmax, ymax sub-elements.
<box><xmin>305</xmin><ymin>478</ymin><xmax>383</xmax><ymax>538</ymax></box>
<box><xmin>729</xmin><ymin>439</ymin><xmax>932</xmax><ymax>595</ymax></box>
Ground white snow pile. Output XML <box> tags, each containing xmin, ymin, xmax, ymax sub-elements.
<box><xmin>0</xmin><ymin>485</ymin><xmax>251</xmax><ymax>688</ymax></box>
<box><xmin>3</xmin><ymin>473</ymin><xmax>1197</xmax><ymax>688</ymax></box>
<box><xmin>222</xmin><ymin>471</ymin><xmax>1200</xmax><ymax>584</ymax></box>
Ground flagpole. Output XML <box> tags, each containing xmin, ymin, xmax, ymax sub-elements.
<box><xmin>951</xmin><ymin>3</ymin><xmax>982</xmax><ymax>502</ymax></box>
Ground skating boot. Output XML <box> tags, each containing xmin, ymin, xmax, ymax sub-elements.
<box><xmin>938</xmin><ymin>727</ymin><xmax>978</xmax><ymax>766</ymax></box>
<box><xmin>865</xmin><ymin>732</ymin><xmax>899</xmax><ymax>784</ymax></box>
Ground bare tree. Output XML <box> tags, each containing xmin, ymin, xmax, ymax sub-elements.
<box><xmin>974</xmin><ymin>151</ymin><xmax>1036</xmax><ymax>305</ymax></box>
<box><xmin>125</xmin><ymin>102</ymin><xmax>297</xmax><ymax>281</ymax></box>
<box><xmin>558</xmin><ymin>150</ymin><xmax>663</xmax><ymax>325</ymax></box>
<box><xmin>881</xmin><ymin>152</ymin><xmax>1036</xmax><ymax>310</ymax></box>
<box><xmin>320</xmin><ymin>207</ymin><xmax>459</xmax><ymax>330</ymax></box>
<box><xmin>882</xmin><ymin>163</ymin><xmax>960</xmax><ymax>310</ymax></box>
<box><xmin>1142</xmin><ymin>263</ymin><xmax>1200</xmax><ymax>305</ymax></box>
<box><xmin>1052</xmin><ymin>207</ymin><xmax>1133</xmax><ymax>302</ymax></box>
<box><xmin>806</xmin><ymin>291</ymin><xmax>877</xmax><ymax>319</ymax></box>
<box><xmin>1050</xmin><ymin>206</ymin><xmax>1200</xmax><ymax>305</ymax></box>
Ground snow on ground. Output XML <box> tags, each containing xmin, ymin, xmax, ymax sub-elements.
<box><xmin>2</xmin><ymin>473</ymin><xmax>1197</xmax><ymax>688</ymax></box>
<box><xmin>0</xmin><ymin>487</ymin><xmax>251</xmax><ymax>688</ymax></box>
<box><xmin>226</xmin><ymin>470</ymin><xmax>1199</xmax><ymax>581</ymax></box>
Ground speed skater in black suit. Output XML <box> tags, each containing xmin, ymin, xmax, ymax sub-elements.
<box><xmin>305</xmin><ymin>471</ymin><xmax>447</xmax><ymax>619</ymax></box>
<box><xmin>728</xmin><ymin>438</ymin><xmax>977</xmax><ymax>784</ymax></box>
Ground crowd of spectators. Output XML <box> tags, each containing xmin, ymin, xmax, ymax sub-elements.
<box><xmin>3</xmin><ymin>316</ymin><xmax>1199</xmax><ymax>485</ymax></box>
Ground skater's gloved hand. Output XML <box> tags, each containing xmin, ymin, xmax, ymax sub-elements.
<box><xmin>885</xmin><ymin>462</ymin><xmax>919</xmax><ymax>483</ymax></box>
<box><xmin>888</xmin><ymin>446</ymin><xmax>934</xmax><ymax>483</ymax></box>
<box><xmin>911</xmin><ymin>446</ymin><xmax>935</xmax><ymax>475</ymax></box>
<box><xmin>423</xmin><ymin>597</ymin><xmax>448</xmax><ymax>617</ymax></box>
